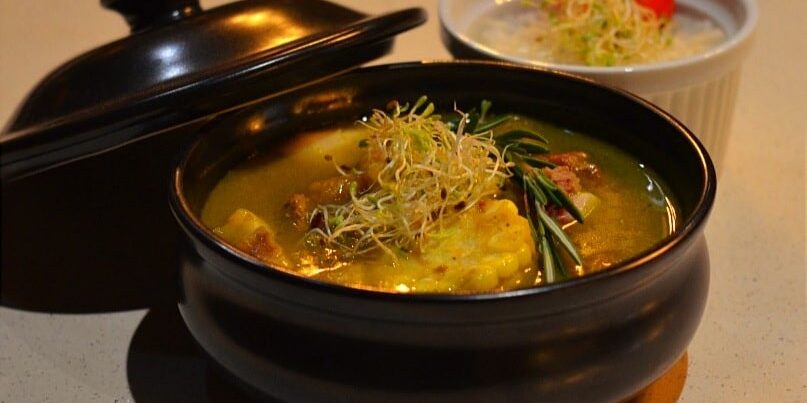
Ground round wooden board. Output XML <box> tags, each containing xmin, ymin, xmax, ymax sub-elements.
<box><xmin>628</xmin><ymin>353</ymin><xmax>689</xmax><ymax>403</ymax></box>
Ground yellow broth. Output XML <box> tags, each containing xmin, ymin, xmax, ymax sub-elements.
<box><xmin>497</xmin><ymin>117</ymin><xmax>677</xmax><ymax>274</ymax></box>
<box><xmin>201</xmin><ymin>116</ymin><xmax>677</xmax><ymax>293</ymax></box>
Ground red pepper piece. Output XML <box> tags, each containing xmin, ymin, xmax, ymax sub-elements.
<box><xmin>636</xmin><ymin>0</ymin><xmax>675</xmax><ymax>18</ymax></box>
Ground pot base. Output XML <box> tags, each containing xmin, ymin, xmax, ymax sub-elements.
<box><xmin>199</xmin><ymin>330</ymin><xmax>689</xmax><ymax>403</ymax></box>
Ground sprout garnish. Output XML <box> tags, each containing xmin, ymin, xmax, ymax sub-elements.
<box><xmin>307</xmin><ymin>97</ymin><xmax>584</xmax><ymax>282</ymax></box>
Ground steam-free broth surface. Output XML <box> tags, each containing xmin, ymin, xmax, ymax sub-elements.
<box><xmin>202</xmin><ymin>114</ymin><xmax>676</xmax><ymax>292</ymax></box>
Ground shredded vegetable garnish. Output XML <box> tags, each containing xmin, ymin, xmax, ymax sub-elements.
<box><xmin>307</xmin><ymin>96</ymin><xmax>511</xmax><ymax>257</ymax></box>
<box><xmin>528</xmin><ymin>0</ymin><xmax>674</xmax><ymax>66</ymax></box>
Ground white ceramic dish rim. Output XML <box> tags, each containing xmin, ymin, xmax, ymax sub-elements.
<box><xmin>439</xmin><ymin>0</ymin><xmax>758</xmax><ymax>77</ymax></box>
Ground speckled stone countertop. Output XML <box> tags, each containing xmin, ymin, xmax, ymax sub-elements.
<box><xmin>1</xmin><ymin>1</ymin><xmax>804</xmax><ymax>402</ymax></box>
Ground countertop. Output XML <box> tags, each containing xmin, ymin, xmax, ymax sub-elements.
<box><xmin>1</xmin><ymin>0</ymin><xmax>804</xmax><ymax>402</ymax></box>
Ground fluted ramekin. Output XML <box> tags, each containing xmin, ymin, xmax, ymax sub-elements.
<box><xmin>440</xmin><ymin>0</ymin><xmax>757</xmax><ymax>171</ymax></box>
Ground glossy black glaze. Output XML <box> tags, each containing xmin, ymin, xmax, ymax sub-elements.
<box><xmin>0</xmin><ymin>1</ymin><xmax>424</xmax><ymax>313</ymax></box>
<box><xmin>0</xmin><ymin>119</ymin><xmax>202</xmax><ymax>312</ymax></box>
<box><xmin>0</xmin><ymin>1</ymin><xmax>426</xmax><ymax>180</ymax></box>
<box><xmin>170</xmin><ymin>62</ymin><xmax>716</xmax><ymax>402</ymax></box>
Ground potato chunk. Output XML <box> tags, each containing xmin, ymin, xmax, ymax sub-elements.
<box><xmin>213</xmin><ymin>209</ymin><xmax>289</xmax><ymax>267</ymax></box>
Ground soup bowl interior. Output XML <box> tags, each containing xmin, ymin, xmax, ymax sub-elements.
<box><xmin>170</xmin><ymin>61</ymin><xmax>715</xmax><ymax>402</ymax></box>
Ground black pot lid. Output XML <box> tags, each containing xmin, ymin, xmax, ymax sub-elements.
<box><xmin>0</xmin><ymin>0</ymin><xmax>426</xmax><ymax>180</ymax></box>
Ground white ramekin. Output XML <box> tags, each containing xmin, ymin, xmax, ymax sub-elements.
<box><xmin>440</xmin><ymin>0</ymin><xmax>758</xmax><ymax>171</ymax></box>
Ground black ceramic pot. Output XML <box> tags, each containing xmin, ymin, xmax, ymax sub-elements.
<box><xmin>0</xmin><ymin>0</ymin><xmax>424</xmax><ymax>312</ymax></box>
<box><xmin>170</xmin><ymin>61</ymin><xmax>716</xmax><ymax>403</ymax></box>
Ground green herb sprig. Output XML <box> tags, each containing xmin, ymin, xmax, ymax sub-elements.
<box><xmin>464</xmin><ymin>101</ymin><xmax>584</xmax><ymax>283</ymax></box>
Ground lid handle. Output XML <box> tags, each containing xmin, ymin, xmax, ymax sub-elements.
<box><xmin>102</xmin><ymin>0</ymin><xmax>202</xmax><ymax>32</ymax></box>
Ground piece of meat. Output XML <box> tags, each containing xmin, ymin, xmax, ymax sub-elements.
<box><xmin>542</xmin><ymin>161</ymin><xmax>602</xmax><ymax>225</ymax></box>
<box><xmin>284</xmin><ymin>173</ymin><xmax>374</xmax><ymax>230</ymax></box>
<box><xmin>543</xmin><ymin>165</ymin><xmax>582</xmax><ymax>195</ymax></box>
<box><xmin>306</xmin><ymin>173</ymin><xmax>374</xmax><ymax>205</ymax></box>
<box><xmin>213</xmin><ymin>208</ymin><xmax>289</xmax><ymax>267</ymax></box>
<box><xmin>242</xmin><ymin>229</ymin><xmax>287</xmax><ymax>266</ymax></box>
<box><xmin>546</xmin><ymin>192</ymin><xmax>600</xmax><ymax>225</ymax></box>
<box><xmin>286</xmin><ymin>193</ymin><xmax>312</xmax><ymax>229</ymax></box>
<box><xmin>546</xmin><ymin>151</ymin><xmax>599</xmax><ymax>177</ymax></box>
<box><xmin>546</xmin><ymin>204</ymin><xmax>573</xmax><ymax>225</ymax></box>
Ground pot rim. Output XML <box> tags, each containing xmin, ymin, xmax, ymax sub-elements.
<box><xmin>169</xmin><ymin>60</ymin><xmax>716</xmax><ymax>303</ymax></box>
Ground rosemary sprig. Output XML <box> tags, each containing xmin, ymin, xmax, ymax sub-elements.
<box><xmin>467</xmin><ymin>101</ymin><xmax>584</xmax><ymax>283</ymax></box>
